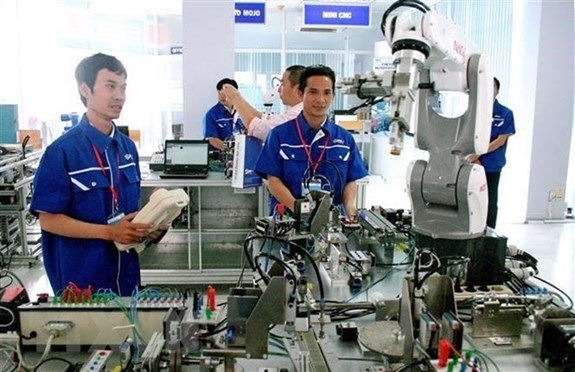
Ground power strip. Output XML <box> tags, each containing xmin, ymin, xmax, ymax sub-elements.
<box><xmin>80</xmin><ymin>350</ymin><xmax>112</xmax><ymax>372</ymax></box>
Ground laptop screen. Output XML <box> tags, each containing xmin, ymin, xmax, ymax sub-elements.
<box><xmin>163</xmin><ymin>140</ymin><xmax>209</xmax><ymax>173</ymax></box>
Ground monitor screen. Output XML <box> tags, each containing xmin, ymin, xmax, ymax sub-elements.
<box><xmin>164</xmin><ymin>141</ymin><xmax>208</xmax><ymax>166</ymax></box>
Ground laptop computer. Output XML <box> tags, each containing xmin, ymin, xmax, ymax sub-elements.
<box><xmin>159</xmin><ymin>139</ymin><xmax>209</xmax><ymax>179</ymax></box>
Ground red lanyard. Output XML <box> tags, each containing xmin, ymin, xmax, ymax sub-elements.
<box><xmin>91</xmin><ymin>144</ymin><xmax>120</xmax><ymax>211</ymax></box>
<box><xmin>295</xmin><ymin>117</ymin><xmax>329</xmax><ymax>174</ymax></box>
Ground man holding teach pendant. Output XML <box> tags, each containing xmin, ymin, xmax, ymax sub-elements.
<box><xmin>31</xmin><ymin>53</ymin><xmax>166</xmax><ymax>295</ymax></box>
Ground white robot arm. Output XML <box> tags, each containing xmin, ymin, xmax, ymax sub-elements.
<box><xmin>340</xmin><ymin>0</ymin><xmax>493</xmax><ymax>239</ymax></box>
<box><xmin>262</xmin><ymin>76</ymin><xmax>281</xmax><ymax>115</ymax></box>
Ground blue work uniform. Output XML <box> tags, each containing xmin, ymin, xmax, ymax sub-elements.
<box><xmin>479</xmin><ymin>99</ymin><xmax>515</xmax><ymax>172</ymax></box>
<box><xmin>30</xmin><ymin>114</ymin><xmax>141</xmax><ymax>295</ymax></box>
<box><xmin>255</xmin><ymin>113</ymin><xmax>368</xmax><ymax>214</ymax></box>
<box><xmin>203</xmin><ymin>102</ymin><xmax>244</xmax><ymax>141</ymax></box>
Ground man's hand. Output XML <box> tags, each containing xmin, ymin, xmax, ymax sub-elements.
<box><xmin>344</xmin><ymin>203</ymin><xmax>358</xmax><ymax>222</ymax></box>
<box><xmin>221</xmin><ymin>84</ymin><xmax>241</xmax><ymax>105</ymax></box>
<box><xmin>467</xmin><ymin>154</ymin><xmax>481</xmax><ymax>164</ymax></box>
<box><xmin>208</xmin><ymin>137</ymin><xmax>225</xmax><ymax>151</ymax></box>
<box><xmin>110</xmin><ymin>212</ymin><xmax>151</xmax><ymax>244</ymax></box>
<box><xmin>147</xmin><ymin>224</ymin><xmax>170</xmax><ymax>241</ymax></box>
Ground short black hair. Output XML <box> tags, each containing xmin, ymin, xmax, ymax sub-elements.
<box><xmin>216</xmin><ymin>78</ymin><xmax>238</xmax><ymax>91</ymax></box>
<box><xmin>298</xmin><ymin>65</ymin><xmax>336</xmax><ymax>93</ymax></box>
<box><xmin>75</xmin><ymin>53</ymin><xmax>127</xmax><ymax>107</ymax></box>
<box><xmin>494</xmin><ymin>77</ymin><xmax>500</xmax><ymax>91</ymax></box>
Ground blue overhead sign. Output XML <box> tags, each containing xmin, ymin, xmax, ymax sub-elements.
<box><xmin>303</xmin><ymin>3</ymin><xmax>371</xmax><ymax>27</ymax></box>
<box><xmin>235</xmin><ymin>2</ymin><xmax>266</xmax><ymax>24</ymax></box>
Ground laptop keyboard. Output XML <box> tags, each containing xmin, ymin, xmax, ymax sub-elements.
<box><xmin>159</xmin><ymin>172</ymin><xmax>208</xmax><ymax>179</ymax></box>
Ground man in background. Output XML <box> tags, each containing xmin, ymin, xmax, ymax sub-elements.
<box><xmin>203</xmin><ymin>78</ymin><xmax>244</xmax><ymax>151</ymax></box>
<box><xmin>222</xmin><ymin>65</ymin><xmax>305</xmax><ymax>141</ymax></box>
<box><xmin>469</xmin><ymin>77</ymin><xmax>515</xmax><ymax>229</ymax></box>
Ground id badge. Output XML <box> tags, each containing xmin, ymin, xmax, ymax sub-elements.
<box><xmin>302</xmin><ymin>180</ymin><xmax>322</xmax><ymax>196</ymax></box>
<box><xmin>107</xmin><ymin>211</ymin><xmax>125</xmax><ymax>225</ymax></box>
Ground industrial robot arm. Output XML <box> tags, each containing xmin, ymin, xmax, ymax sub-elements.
<box><xmin>340</xmin><ymin>0</ymin><xmax>493</xmax><ymax>239</ymax></box>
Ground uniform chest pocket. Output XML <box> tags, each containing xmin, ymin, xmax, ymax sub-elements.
<box><xmin>69</xmin><ymin>171</ymin><xmax>110</xmax><ymax>194</ymax></box>
<box><xmin>121</xmin><ymin>165</ymin><xmax>140</xmax><ymax>185</ymax></box>
<box><xmin>279</xmin><ymin>145</ymin><xmax>308</xmax><ymax>162</ymax></box>
<box><xmin>325</xmin><ymin>146</ymin><xmax>351</xmax><ymax>180</ymax></box>
<box><xmin>325</xmin><ymin>146</ymin><xmax>351</xmax><ymax>163</ymax></box>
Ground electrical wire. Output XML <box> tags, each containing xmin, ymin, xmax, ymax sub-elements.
<box><xmin>0</xmin><ymin>306</ymin><xmax>15</xmax><ymax>328</ymax></box>
<box><xmin>0</xmin><ymin>347</ymin><xmax>17</xmax><ymax>372</ymax></box>
<box><xmin>0</xmin><ymin>270</ymin><xmax>26</xmax><ymax>289</ymax></box>
<box><xmin>381</xmin><ymin>0</ymin><xmax>430</xmax><ymax>38</ymax></box>
<box><xmin>287</xmin><ymin>240</ymin><xmax>325</xmax><ymax>303</ymax></box>
<box><xmin>532</xmin><ymin>275</ymin><xmax>574</xmax><ymax>310</ymax></box>
<box><xmin>463</xmin><ymin>349</ymin><xmax>500</xmax><ymax>372</ymax></box>
<box><xmin>16</xmin><ymin>334</ymin><xmax>54</xmax><ymax>371</ymax></box>
<box><xmin>32</xmin><ymin>357</ymin><xmax>75</xmax><ymax>371</ymax></box>
<box><xmin>392</xmin><ymin>359</ymin><xmax>428</xmax><ymax>372</ymax></box>
<box><xmin>255</xmin><ymin>252</ymin><xmax>296</xmax><ymax>283</ymax></box>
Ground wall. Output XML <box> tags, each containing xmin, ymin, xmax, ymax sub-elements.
<box><xmin>183</xmin><ymin>0</ymin><xmax>235</xmax><ymax>139</ymax></box>
<box><xmin>525</xmin><ymin>1</ymin><xmax>575</xmax><ymax>220</ymax></box>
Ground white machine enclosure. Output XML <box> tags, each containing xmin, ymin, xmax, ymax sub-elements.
<box><xmin>385</xmin><ymin>10</ymin><xmax>492</xmax><ymax>239</ymax></box>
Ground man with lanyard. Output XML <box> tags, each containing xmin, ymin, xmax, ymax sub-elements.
<box><xmin>255</xmin><ymin>65</ymin><xmax>367</xmax><ymax>219</ymax></box>
<box><xmin>468</xmin><ymin>77</ymin><xmax>515</xmax><ymax>229</ymax></box>
<box><xmin>222</xmin><ymin>65</ymin><xmax>306</xmax><ymax>142</ymax></box>
<box><xmin>31</xmin><ymin>53</ymin><xmax>166</xmax><ymax>295</ymax></box>
<box><xmin>203</xmin><ymin>78</ymin><xmax>244</xmax><ymax>153</ymax></box>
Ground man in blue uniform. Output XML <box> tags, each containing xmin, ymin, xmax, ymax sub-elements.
<box><xmin>203</xmin><ymin>78</ymin><xmax>244</xmax><ymax>152</ymax></box>
<box><xmin>31</xmin><ymin>53</ymin><xmax>164</xmax><ymax>295</ymax></box>
<box><xmin>255</xmin><ymin>65</ymin><xmax>368</xmax><ymax>219</ymax></box>
<box><xmin>469</xmin><ymin>77</ymin><xmax>515</xmax><ymax>229</ymax></box>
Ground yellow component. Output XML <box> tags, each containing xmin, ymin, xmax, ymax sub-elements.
<box><xmin>397</xmin><ymin>243</ymin><xmax>408</xmax><ymax>252</ymax></box>
<box><xmin>112</xmin><ymin>366</ymin><xmax>122</xmax><ymax>372</ymax></box>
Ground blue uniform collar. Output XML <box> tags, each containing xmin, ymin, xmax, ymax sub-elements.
<box><xmin>78</xmin><ymin>114</ymin><xmax>117</xmax><ymax>151</ymax></box>
<box><xmin>217</xmin><ymin>102</ymin><xmax>234</xmax><ymax>114</ymax></box>
<box><xmin>295</xmin><ymin>113</ymin><xmax>335</xmax><ymax>139</ymax></box>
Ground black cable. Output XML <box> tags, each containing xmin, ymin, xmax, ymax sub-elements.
<box><xmin>381</xmin><ymin>0</ymin><xmax>430</xmax><ymax>38</ymax></box>
<box><xmin>0</xmin><ymin>270</ymin><xmax>25</xmax><ymax>288</ymax></box>
<box><xmin>199</xmin><ymin>317</ymin><xmax>228</xmax><ymax>337</ymax></box>
<box><xmin>33</xmin><ymin>356</ymin><xmax>76</xmax><ymax>371</ymax></box>
<box><xmin>301</xmin><ymin>158</ymin><xmax>344</xmax><ymax>208</ymax></box>
<box><xmin>287</xmin><ymin>241</ymin><xmax>325</xmax><ymax>302</ymax></box>
<box><xmin>255</xmin><ymin>253</ymin><xmax>298</xmax><ymax>299</ymax></box>
<box><xmin>243</xmin><ymin>235</ymin><xmax>291</xmax><ymax>271</ymax></box>
<box><xmin>344</xmin><ymin>258</ymin><xmax>364</xmax><ymax>274</ymax></box>
<box><xmin>416</xmin><ymin>256</ymin><xmax>470</xmax><ymax>289</ymax></box>
<box><xmin>532</xmin><ymin>276</ymin><xmax>574</xmax><ymax>310</ymax></box>
<box><xmin>255</xmin><ymin>252</ymin><xmax>296</xmax><ymax>281</ymax></box>
<box><xmin>0</xmin><ymin>274</ymin><xmax>14</xmax><ymax>289</ymax></box>
<box><xmin>392</xmin><ymin>358</ymin><xmax>428</xmax><ymax>372</ymax></box>
<box><xmin>345</xmin><ymin>97</ymin><xmax>373</xmax><ymax>113</ymax></box>
<box><xmin>331</xmin><ymin>308</ymin><xmax>374</xmax><ymax>322</ymax></box>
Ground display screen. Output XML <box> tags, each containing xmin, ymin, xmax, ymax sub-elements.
<box><xmin>164</xmin><ymin>141</ymin><xmax>208</xmax><ymax>166</ymax></box>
